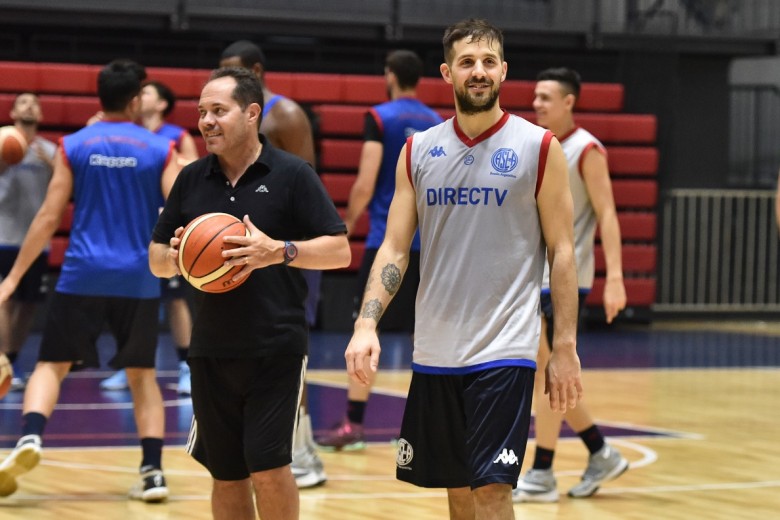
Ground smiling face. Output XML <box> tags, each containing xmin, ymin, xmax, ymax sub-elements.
<box><xmin>197</xmin><ymin>76</ymin><xmax>261</xmax><ymax>157</ymax></box>
<box><xmin>533</xmin><ymin>80</ymin><xmax>574</xmax><ymax>130</ymax></box>
<box><xmin>441</xmin><ymin>35</ymin><xmax>506</xmax><ymax>115</ymax></box>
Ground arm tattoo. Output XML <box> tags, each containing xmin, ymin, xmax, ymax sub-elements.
<box><xmin>381</xmin><ymin>263</ymin><xmax>402</xmax><ymax>295</ymax></box>
<box><xmin>361</xmin><ymin>298</ymin><xmax>384</xmax><ymax>321</ymax></box>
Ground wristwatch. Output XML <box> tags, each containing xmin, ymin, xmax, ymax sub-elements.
<box><xmin>283</xmin><ymin>241</ymin><xmax>298</xmax><ymax>265</ymax></box>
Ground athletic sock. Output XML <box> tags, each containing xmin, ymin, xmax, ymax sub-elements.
<box><xmin>577</xmin><ymin>425</ymin><xmax>606</xmax><ymax>455</ymax></box>
<box><xmin>532</xmin><ymin>447</ymin><xmax>555</xmax><ymax>470</ymax></box>
<box><xmin>176</xmin><ymin>347</ymin><xmax>189</xmax><ymax>362</ymax></box>
<box><xmin>140</xmin><ymin>437</ymin><xmax>164</xmax><ymax>470</ymax></box>
<box><xmin>21</xmin><ymin>412</ymin><xmax>47</xmax><ymax>437</ymax></box>
<box><xmin>346</xmin><ymin>400</ymin><xmax>366</xmax><ymax>424</ymax></box>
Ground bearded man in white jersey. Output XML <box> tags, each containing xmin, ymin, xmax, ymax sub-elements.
<box><xmin>513</xmin><ymin>67</ymin><xmax>629</xmax><ymax>504</ymax></box>
<box><xmin>344</xmin><ymin>18</ymin><xmax>583</xmax><ymax>520</ymax></box>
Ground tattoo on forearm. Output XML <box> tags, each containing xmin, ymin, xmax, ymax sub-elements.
<box><xmin>361</xmin><ymin>299</ymin><xmax>383</xmax><ymax>321</ymax></box>
<box><xmin>381</xmin><ymin>264</ymin><xmax>401</xmax><ymax>295</ymax></box>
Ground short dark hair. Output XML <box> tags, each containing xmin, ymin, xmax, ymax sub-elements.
<box><xmin>536</xmin><ymin>67</ymin><xmax>582</xmax><ymax>99</ymax></box>
<box><xmin>220</xmin><ymin>40</ymin><xmax>267</xmax><ymax>70</ymax></box>
<box><xmin>98</xmin><ymin>59</ymin><xmax>146</xmax><ymax>112</ymax></box>
<box><xmin>144</xmin><ymin>80</ymin><xmax>176</xmax><ymax>117</ymax></box>
<box><xmin>209</xmin><ymin>67</ymin><xmax>265</xmax><ymax>128</ymax></box>
<box><xmin>385</xmin><ymin>50</ymin><xmax>424</xmax><ymax>90</ymax></box>
<box><xmin>13</xmin><ymin>92</ymin><xmax>39</xmax><ymax>107</ymax></box>
<box><xmin>442</xmin><ymin>18</ymin><xmax>504</xmax><ymax>65</ymax></box>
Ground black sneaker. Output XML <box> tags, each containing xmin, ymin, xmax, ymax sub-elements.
<box><xmin>129</xmin><ymin>465</ymin><xmax>169</xmax><ymax>503</ymax></box>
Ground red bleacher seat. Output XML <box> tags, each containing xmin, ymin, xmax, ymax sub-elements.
<box><xmin>608</xmin><ymin>147</ymin><xmax>659</xmax><ymax>176</ymax></box>
<box><xmin>586</xmin><ymin>276</ymin><xmax>656</xmax><ymax>306</ymax></box>
<box><xmin>39</xmin><ymin>64</ymin><xmax>99</xmax><ymax>95</ymax></box>
<box><xmin>417</xmin><ymin>78</ymin><xmax>453</xmax><ymax>107</ymax></box>
<box><xmin>342</xmin><ymin>75</ymin><xmax>387</xmax><ymax>105</ymax></box>
<box><xmin>335</xmin><ymin>208</ymin><xmax>369</xmax><ymax>239</ymax></box>
<box><xmin>167</xmin><ymin>99</ymin><xmax>200</xmax><ymax>131</ymax></box>
<box><xmin>147</xmin><ymin>67</ymin><xmax>210</xmax><ymax>99</ymax></box>
<box><xmin>578</xmin><ymin>83</ymin><xmax>624</xmax><ymax>112</ymax></box>
<box><xmin>47</xmin><ymin>236</ymin><xmax>68</xmax><ymax>269</ymax></box>
<box><xmin>601</xmin><ymin>212</ymin><xmax>657</xmax><ymax>241</ymax></box>
<box><xmin>0</xmin><ymin>62</ymin><xmax>41</xmax><ymax>92</ymax></box>
<box><xmin>612</xmin><ymin>180</ymin><xmax>658</xmax><ymax>209</ymax></box>
<box><xmin>319</xmin><ymin>139</ymin><xmax>362</xmax><ymax>170</ymax></box>
<box><xmin>313</xmin><ymin>105</ymin><xmax>367</xmax><ymax>136</ymax></box>
<box><xmin>291</xmin><ymin>74</ymin><xmax>344</xmax><ymax>103</ymax></box>
<box><xmin>321</xmin><ymin>173</ymin><xmax>356</xmax><ymax>204</ymax></box>
<box><xmin>265</xmin><ymin>72</ymin><xmax>296</xmax><ymax>98</ymax></box>
<box><xmin>500</xmin><ymin>81</ymin><xmax>535</xmax><ymax>110</ymax></box>
<box><xmin>594</xmin><ymin>244</ymin><xmax>657</xmax><ymax>274</ymax></box>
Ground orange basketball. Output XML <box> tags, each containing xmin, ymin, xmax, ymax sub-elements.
<box><xmin>178</xmin><ymin>213</ymin><xmax>250</xmax><ymax>293</ymax></box>
<box><xmin>0</xmin><ymin>126</ymin><xmax>28</xmax><ymax>166</ymax></box>
<box><xmin>0</xmin><ymin>355</ymin><xmax>12</xmax><ymax>400</ymax></box>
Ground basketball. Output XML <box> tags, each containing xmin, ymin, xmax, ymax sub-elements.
<box><xmin>178</xmin><ymin>212</ymin><xmax>251</xmax><ymax>293</ymax></box>
<box><xmin>0</xmin><ymin>355</ymin><xmax>12</xmax><ymax>399</ymax></box>
<box><xmin>0</xmin><ymin>126</ymin><xmax>28</xmax><ymax>166</ymax></box>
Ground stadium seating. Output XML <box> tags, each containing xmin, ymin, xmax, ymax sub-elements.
<box><xmin>0</xmin><ymin>60</ymin><xmax>657</xmax><ymax>309</ymax></box>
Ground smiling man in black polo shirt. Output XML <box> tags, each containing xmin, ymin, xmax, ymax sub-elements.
<box><xmin>148</xmin><ymin>67</ymin><xmax>350</xmax><ymax>520</ymax></box>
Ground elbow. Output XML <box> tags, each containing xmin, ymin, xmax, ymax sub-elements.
<box><xmin>337</xmin><ymin>240</ymin><xmax>352</xmax><ymax>269</ymax></box>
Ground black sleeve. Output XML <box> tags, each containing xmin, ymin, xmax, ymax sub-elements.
<box><xmin>152</xmin><ymin>171</ymin><xmax>185</xmax><ymax>244</ymax></box>
<box><xmin>362</xmin><ymin>111</ymin><xmax>382</xmax><ymax>142</ymax></box>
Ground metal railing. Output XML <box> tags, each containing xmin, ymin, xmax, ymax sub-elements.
<box><xmin>658</xmin><ymin>189</ymin><xmax>780</xmax><ymax>311</ymax></box>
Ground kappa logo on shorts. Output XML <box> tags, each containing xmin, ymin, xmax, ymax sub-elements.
<box><xmin>493</xmin><ymin>448</ymin><xmax>519</xmax><ymax>465</ymax></box>
<box><xmin>396</xmin><ymin>438</ymin><xmax>414</xmax><ymax>469</ymax></box>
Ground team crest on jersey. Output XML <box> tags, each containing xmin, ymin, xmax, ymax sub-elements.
<box><xmin>491</xmin><ymin>148</ymin><xmax>518</xmax><ymax>174</ymax></box>
<box><xmin>464</xmin><ymin>154</ymin><xmax>475</xmax><ymax>165</ymax></box>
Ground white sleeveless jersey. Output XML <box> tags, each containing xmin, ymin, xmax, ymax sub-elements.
<box><xmin>408</xmin><ymin>112</ymin><xmax>552</xmax><ymax>372</ymax></box>
<box><xmin>542</xmin><ymin>126</ymin><xmax>605</xmax><ymax>291</ymax></box>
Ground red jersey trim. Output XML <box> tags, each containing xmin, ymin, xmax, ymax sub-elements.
<box><xmin>577</xmin><ymin>142</ymin><xmax>607</xmax><ymax>179</ymax></box>
<box><xmin>57</xmin><ymin>138</ymin><xmax>71</xmax><ymax>171</ymax></box>
<box><xmin>405</xmin><ymin>135</ymin><xmax>414</xmax><ymax>186</ymax></box>
<box><xmin>557</xmin><ymin>125</ymin><xmax>579</xmax><ymax>144</ymax></box>
<box><xmin>536</xmin><ymin>130</ymin><xmax>554</xmax><ymax>199</ymax></box>
<box><xmin>453</xmin><ymin>110</ymin><xmax>510</xmax><ymax>147</ymax></box>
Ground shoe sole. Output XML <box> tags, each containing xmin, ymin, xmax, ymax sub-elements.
<box><xmin>568</xmin><ymin>458</ymin><xmax>630</xmax><ymax>498</ymax></box>
<box><xmin>141</xmin><ymin>487</ymin><xmax>169</xmax><ymax>503</ymax></box>
<box><xmin>294</xmin><ymin>472</ymin><xmax>327</xmax><ymax>489</ymax></box>
<box><xmin>0</xmin><ymin>447</ymin><xmax>41</xmax><ymax>497</ymax></box>
<box><xmin>511</xmin><ymin>488</ymin><xmax>560</xmax><ymax>503</ymax></box>
<box><xmin>316</xmin><ymin>441</ymin><xmax>366</xmax><ymax>452</ymax></box>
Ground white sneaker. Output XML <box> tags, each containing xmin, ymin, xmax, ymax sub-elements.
<box><xmin>292</xmin><ymin>413</ymin><xmax>327</xmax><ymax>489</ymax></box>
<box><xmin>568</xmin><ymin>443</ymin><xmax>629</xmax><ymax>498</ymax></box>
<box><xmin>0</xmin><ymin>434</ymin><xmax>42</xmax><ymax>497</ymax></box>
<box><xmin>129</xmin><ymin>465</ymin><xmax>169</xmax><ymax>503</ymax></box>
<box><xmin>100</xmin><ymin>369</ymin><xmax>129</xmax><ymax>391</ymax></box>
<box><xmin>512</xmin><ymin>468</ymin><xmax>559</xmax><ymax>503</ymax></box>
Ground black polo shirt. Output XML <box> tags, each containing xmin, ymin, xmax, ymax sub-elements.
<box><xmin>152</xmin><ymin>136</ymin><xmax>346</xmax><ymax>358</ymax></box>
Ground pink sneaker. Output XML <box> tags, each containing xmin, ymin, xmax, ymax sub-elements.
<box><xmin>316</xmin><ymin>418</ymin><xmax>366</xmax><ymax>451</ymax></box>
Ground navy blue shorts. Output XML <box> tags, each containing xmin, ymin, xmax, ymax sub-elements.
<box><xmin>38</xmin><ymin>292</ymin><xmax>160</xmax><ymax>370</ymax></box>
<box><xmin>396</xmin><ymin>366</ymin><xmax>534</xmax><ymax>489</ymax></box>
<box><xmin>160</xmin><ymin>274</ymin><xmax>189</xmax><ymax>300</ymax></box>
<box><xmin>186</xmin><ymin>355</ymin><xmax>306</xmax><ymax>480</ymax></box>
<box><xmin>0</xmin><ymin>249</ymin><xmax>48</xmax><ymax>303</ymax></box>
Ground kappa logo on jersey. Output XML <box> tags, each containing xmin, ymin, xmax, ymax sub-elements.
<box><xmin>491</xmin><ymin>148</ymin><xmax>518</xmax><ymax>174</ymax></box>
<box><xmin>428</xmin><ymin>146</ymin><xmax>447</xmax><ymax>158</ymax></box>
<box><xmin>89</xmin><ymin>154</ymin><xmax>138</xmax><ymax>168</ymax></box>
<box><xmin>255</xmin><ymin>185</ymin><xmax>269</xmax><ymax>193</ymax></box>
<box><xmin>493</xmin><ymin>448</ymin><xmax>520</xmax><ymax>465</ymax></box>
<box><xmin>396</xmin><ymin>438</ymin><xmax>414</xmax><ymax>469</ymax></box>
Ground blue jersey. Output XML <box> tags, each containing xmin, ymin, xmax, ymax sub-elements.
<box><xmin>154</xmin><ymin>122</ymin><xmax>187</xmax><ymax>151</ymax></box>
<box><xmin>59</xmin><ymin>121</ymin><xmax>173</xmax><ymax>298</ymax></box>
<box><xmin>366</xmin><ymin>97</ymin><xmax>442</xmax><ymax>250</ymax></box>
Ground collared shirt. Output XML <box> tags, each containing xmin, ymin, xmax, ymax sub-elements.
<box><xmin>153</xmin><ymin>135</ymin><xmax>346</xmax><ymax>358</ymax></box>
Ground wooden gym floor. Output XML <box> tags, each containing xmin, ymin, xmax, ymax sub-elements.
<box><xmin>1</xmin><ymin>322</ymin><xmax>779</xmax><ymax>519</ymax></box>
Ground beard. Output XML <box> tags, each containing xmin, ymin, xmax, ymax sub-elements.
<box><xmin>455</xmin><ymin>80</ymin><xmax>500</xmax><ymax>115</ymax></box>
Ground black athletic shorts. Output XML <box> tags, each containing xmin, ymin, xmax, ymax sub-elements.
<box><xmin>0</xmin><ymin>249</ymin><xmax>48</xmax><ymax>303</ymax></box>
<box><xmin>352</xmin><ymin>249</ymin><xmax>420</xmax><ymax>332</ymax></box>
<box><xmin>186</xmin><ymin>355</ymin><xmax>306</xmax><ymax>481</ymax></box>
<box><xmin>38</xmin><ymin>292</ymin><xmax>160</xmax><ymax>370</ymax></box>
<box><xmin>540</xmin><ymin>291</ymin><xmax>589</xmax><ymax>348</ymax></box>
<box><xmin>160</xmin><ymin>274</ymin><xmax>189</xmax><ymax>300</ymax></box>
<box><xmin>396</xmin><ymin>366</ymin><xmax>534</xmax><ymax>489</ymax></box>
